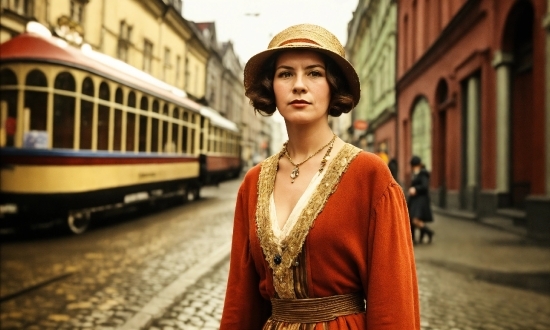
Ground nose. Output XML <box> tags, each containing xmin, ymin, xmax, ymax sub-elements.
<box><xmin>292</xmin><ymin>74</ymin><xmax>307</xmax><ymax>94</ymax></box>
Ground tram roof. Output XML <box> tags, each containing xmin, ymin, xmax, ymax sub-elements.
<box><xmin>0</xmin><ymin>31</ymin><xmax>238</xmax><ymax>133</ymax></box>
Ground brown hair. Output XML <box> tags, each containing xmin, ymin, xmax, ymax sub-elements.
<box><xmin>245</xmin><ymin>51</ymin><xmax>355</xmax><ymax>117</ymax></box>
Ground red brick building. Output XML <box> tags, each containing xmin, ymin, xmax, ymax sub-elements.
<box><xmin>396</xmin><ymin>0</ymin><xmax>549</xmax><ymax>239</ymax></box>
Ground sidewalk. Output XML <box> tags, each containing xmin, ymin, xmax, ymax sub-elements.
<box><xmin>414</xmin><ymin>212</ymin><xmax>550</xmax><ymax>293</ymax></box>
<box><xmin>412</xmin><ymin>213</ymin><xmax>550</xmax><ymax>329</ymax></box>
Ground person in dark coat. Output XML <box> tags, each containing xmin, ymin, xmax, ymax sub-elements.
<box><xmin>407</xmin><ymin>155</ymin><xmax>434</xmax><ymax>243</ymax></box>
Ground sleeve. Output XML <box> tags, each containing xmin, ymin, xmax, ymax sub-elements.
<box><xmin>220</xmin><ymin>184</ymin><xmax>271</xmax><ymax>329</ymax></box>
<box><xmin>364</xmin><ymin>182</ymin><xmax>420</xmax><ymax>329</ymax></box>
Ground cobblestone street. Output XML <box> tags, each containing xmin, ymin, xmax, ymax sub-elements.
<box><xmin>2</xmin><ymin>177</ymin><xmax>549</xmax><ymax>330</ymax></box>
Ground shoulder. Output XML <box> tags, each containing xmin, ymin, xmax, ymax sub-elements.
<box><xmin>350</xmin><ymin>149</ymin><xmax>393</xmax><ymax>179</ymax></box>
<box><xmin>339</xmin><ymin>146</ymin><xmax>395</xmax><ymax>195</ymax></box>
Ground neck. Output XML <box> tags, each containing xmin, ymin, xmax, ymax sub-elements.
<box><xmin>285</xmin><ymin>126</ymin><xmax>335</xmax><ymax>159</ymax></box>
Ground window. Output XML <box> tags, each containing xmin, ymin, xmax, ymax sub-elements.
<box><xmin>184</xmin><ymin>57</ymin><xmax>190</xmax><ymax>89</ymax></box>
<box><xmin>70</xmin><ymin>0</ymin><xmax>85</xmax><ymax>24</ymax></box>
<box><xmin>80</xmin><ymin>77</ymin><xmax>94</xmax><ymax>150</ymax></box>
<box><xmin>143</xmin><ymin>40</ymin><xmax>153</xmax><ymax>73</ymax></box>
<box><xmin>113</xmin><ymin>88</ymin><xmax>123</xmax><ymax>151</ymax></box>
<box><xmin>118</xmin><ymin>21</ymin><xmax>132</xmax><ymax>62</ymax></box>
<box><xmin>163</xmin><ymin>47</ymin><xmax>171</xmax><ymax>81</ymax></box>
<box><xmin>97</xmin><ymin>82</ymin><xmax>110</xmax><ymax>150</ymax></box>
<box><xmin>175</xmin><ymin>55</ymin><xmax>181</xmax><ymax>86</ymax></box>
<box><xmin>53</xmin><ymin>72</ymin><xmax>76</xmax><ymax>149</ymax></box>
<box><xmin>126</xmin><ymin>92</ymin><xmax>136</xmax><ymax>152</ymax></box>
<box><xmin>151</xmin><ymin>100</ymin><xmax>159</xmax><ymax>152</ymax></box>
<box><xmin>0</xmin><ymin>69</ymin><xmax>18</xmax><ymax>147</ymax></box>
<box><xmin>411</xmin><ymin>97</ymin><xmax>432</xmax><ymax>171</ymax></box>
<box><xmin>25</xmin><ymin>70</ymin><xmax>47</xmax><ymax>132</ymax></box>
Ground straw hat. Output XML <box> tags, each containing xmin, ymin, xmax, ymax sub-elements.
<box><xmin>243</xmin><ymin>23</ymin><xmax>360</xmax><ymax>105</ymax></box>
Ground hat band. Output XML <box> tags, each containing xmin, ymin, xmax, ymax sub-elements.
<box><xmin>278</xmin><ymin>38</ymin><xmax>320</xmax><ymax>47</ymax></box>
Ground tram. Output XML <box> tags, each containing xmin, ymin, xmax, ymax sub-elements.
<box><xmin>0</xmin><ymin>23</ymin><xmax>242</xmax><ymax>234</ymax></box>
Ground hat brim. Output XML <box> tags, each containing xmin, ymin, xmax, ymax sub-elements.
<box><xmin>243</xmin><ymin>44</ymin><xmax>361</xmax><ymax>106</ymax></box>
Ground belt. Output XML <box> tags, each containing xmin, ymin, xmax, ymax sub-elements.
<box><xmin>270</xmin><ymin>292</ymin><xmax>365</xmax><ymax>323</ymax></box>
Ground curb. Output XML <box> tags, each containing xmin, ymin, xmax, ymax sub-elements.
<box><xmin>118</xmin><ymin>241</ymin><xmax>231</xmax><ymax>330</ymax></box>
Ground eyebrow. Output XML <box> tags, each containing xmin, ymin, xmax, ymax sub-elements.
<box><xmin>275</xmin><ymin>64</ymin><xmax>326</xmax><ymax>71</ymax></box>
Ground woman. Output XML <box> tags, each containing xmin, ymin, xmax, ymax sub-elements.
<box><xmin>220</xmin><ymin>24</ymin><xmax>420</xmax><ymax>329</ymax></box>
<box><xmin>408</xmin><ymin>156</ymin><xmax>435</xmax><ymax>244</ymax></box>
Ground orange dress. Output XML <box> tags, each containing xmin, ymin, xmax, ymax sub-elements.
<box><xmin>220</xmin><ymin>144</ymin><xmax>420</xmax><ymax>329</ymax></box>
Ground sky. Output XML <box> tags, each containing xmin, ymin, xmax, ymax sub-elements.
<box><xmin>181</xmin><ymin>0</ymin><xmax>359</xmax><ymax>65</ymax></box>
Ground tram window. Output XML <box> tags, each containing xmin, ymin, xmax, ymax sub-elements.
<box><xmin>80</xmin><ymin>77</ymin><xmax>94</xmax><ymax>150</ymax></box>
<box><xmin>199</xmin><ymin>116</ymin><xmax>204</xmax><ymax>151</ymax></box>
<box><xmin>171</xmin><ymin>107</ymin><xmax>179</xmax><ymax>153</ymax></box>
<box><xmin>139</xmin><ymin>96</ymin><xmax>148</xmax><ymax>152</ymax></box>
<box><xmin>182</xmin><ymin>111</ymin><xmax>188</xmax><ymax>153</ymax></box>
<box><xmin>126</xmin><ymin>91</ymin><xmax>136</xmax><ymax>151</ymax></box>
<box><xmin>53</xmin><ymin>72</ymin><xmax>76</xmax><ymax>149</ymax></box>
<box><xmin>113</xmin><ymin>88</ymin><xmax>123</xmax><ymax>151</ymax></box>
<box><xmin>191</xmin><ymin>114</ymin><xmax>197</xmax><ymax>154</ymax></box>
<box><xmin>97</xmin><ymin>82</ymin><xmax>110</xmax><ymax>151</ymax></box>
<box><xmin>0</xmin><ymin>69</ymin><xmax>18</xmax><ymax>147</ymax></box>
<box><xmin>151</xmin><ymin>100</ymin><xmax>159</xmax><ymax>153</ymax></box>
<box><xmin>25</xmin><ymin>69</ymin><xmax>48</xmax><ymax>132</ymax></box>
<box><xmin>161</xmin><ymin>104</ymin><xmax>170</xmax><ymax>152</ymax></box>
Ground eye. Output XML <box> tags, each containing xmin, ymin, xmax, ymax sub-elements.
<box><xmin>308</xmin><ymin>70</ymin><xmax>324</xmax><ymax>77</ymax></box>
<box><xmin>276</xmin><ymin>71</ymin><xmax>292</xmax><ymax>78</ymax></box>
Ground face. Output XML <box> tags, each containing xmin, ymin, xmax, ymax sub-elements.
<box><xmin>273</xmin><ymin>50</ymin><xmax>331</xmax><ymax>125</ymax></box>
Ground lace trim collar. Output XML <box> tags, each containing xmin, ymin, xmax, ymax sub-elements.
<box><xmin>255</xmin><ymin>143</ymin><xmax>362</xmax><ymax>298</ymax></box>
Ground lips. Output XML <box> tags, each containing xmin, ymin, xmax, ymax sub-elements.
<box><xmin>289</xmin><ymin>99</ymin><xmax>310</xmax><ymax>105</ymax></box>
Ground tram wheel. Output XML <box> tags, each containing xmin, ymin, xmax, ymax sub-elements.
<box><xmin>67</xmin><ymin>211</ymin><xmax>91</xmax><ymax>234</ymax></box>
<box><xmin>185</xmin><ymin>185</ymin><xmax>200</xmax><ymax>202</ymax></box>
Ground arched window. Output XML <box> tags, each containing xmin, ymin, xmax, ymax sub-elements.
<box><xmin>97</xmin><ymin>82</ymin><xmax>110</xmax><ymax>150</ymax></box>
<box><xmin>411</xmin><ymin>97</ymin><xmax>432</xmax><ymax>171</ymax></box>
<box><xmin>1</xmin><ymin>69</ymin><xmax>18</xmax><ymax>147</ymax></box>
<box><xmin>190</xmin><ymin>113</ymin><xmax>196</xmax><ymax>154</ymax></box>
<box><xmin>182</xmin><ymin>111</ymin><xmax>189</xmax><ymax>153</ymax></box>
<box><xmin>126</xmin><ymin>91</ymin><xmax>136</xmax><ymax>151</ymax></box>
<box><xmin>25</xmin><ymin>69</ymin><xmax>48</xmax><ymax>133</ymax></box>
<box><xmin>151</xmin><ymin>100</ymin><xmax>159</xmax><ymax>152</ymax></box>
<box><xmin>53</xmin><ymin>72</ymin><xmax>76</xmax><ymax>149</ymax></box>
<box><xmin>113</xmin><ymin>88</ymin><xmax>123</xmax><ymax>151</ymax></box>
<box><xmin>161</xmin><ymin>104</ymin><xmax>170</xmax><ymax>152</ymax></box>
<box><xmin>171</xmin><ymin>107</ymin><xmax>180</xmax><ymax>153</ymax></box>
<box><xmin>80</xmin><ymin>77</ymin><xmax>94</xmax><ymax>150</ymax></box>
<box><xmin>139</xmin><ymin>96</ymin><xmax>148</xmax><ymax>152</ymax></box>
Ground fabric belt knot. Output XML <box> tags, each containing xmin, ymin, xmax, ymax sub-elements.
<box><xmin>270</xmin><ymin>292</ymin><xmax>365</xmax><ymax>323</ymax></box>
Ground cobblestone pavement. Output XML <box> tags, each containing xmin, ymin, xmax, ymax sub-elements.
<box><xmin>2</xmin><ymin>175</ymin><xmax>550</xmax><ymax>330</ymax></box>
<box><xmin>0</xmin><ymin>179</ymin><xmax>239</xmax><ymax>330</ymax></box>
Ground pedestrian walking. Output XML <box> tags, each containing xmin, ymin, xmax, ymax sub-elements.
<box><xmin>407</xmin><ymin>155</ymin><xmax>434</xmax><ymax>243</ymax></box>
<box><xmin>220</xmin><ymin>23</ymin><xmax>420</xmax><ymax>329</ymax></box>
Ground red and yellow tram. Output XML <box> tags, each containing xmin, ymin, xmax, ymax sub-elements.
<box><xmin>0</xmin><ymin>23</ymin><xmax>241</xmax><ymax>234</ymax></box>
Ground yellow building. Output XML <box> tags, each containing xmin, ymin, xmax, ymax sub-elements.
<box><xmin>1</xmin><ymin>0</ymin><xmax>207</xmax><ymax>101</ymax></box>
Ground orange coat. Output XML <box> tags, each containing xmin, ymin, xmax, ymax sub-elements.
<box><xmin>221</xmin><ymin>147</ymin><xmax>420</xmax><ymax>329</ymax></box>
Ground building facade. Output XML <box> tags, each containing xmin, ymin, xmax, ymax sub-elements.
<box><xmin>346</xmin><ymin>0</ymin><xmax>398</xmax><ymax>159</ymax></box>
<box><xmin>1</xmin><ymin>0</ymin><xmax>207</xmax><ymax>101</ymax></box>
<box><xmin>396</xmin><ymin>0</ymin><xmax>549</xmax><ymax>239</ymax></box>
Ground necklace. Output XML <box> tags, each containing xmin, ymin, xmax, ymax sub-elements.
<box><xmin>280</xmin><ymin>134</ymin><xmax>336</xmax><ymax>183</ymax></box>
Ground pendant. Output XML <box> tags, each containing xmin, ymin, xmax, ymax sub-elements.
<box><xmin>290</xmin><ymin>166</ymin><xmax>299</xmax><ymax>183</ymax></box>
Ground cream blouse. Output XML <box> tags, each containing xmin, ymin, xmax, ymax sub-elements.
<box><xmin>269</xmin><ymin>169</ymin><xmax>328</xmax><ymax>245</ymax></box>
